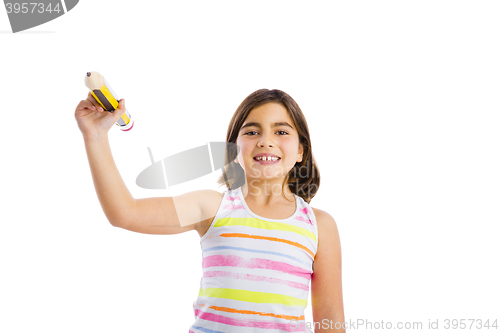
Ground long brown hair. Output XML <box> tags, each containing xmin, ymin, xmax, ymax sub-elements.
<box><xmin>216</xmin><ymin>89</ymin><xmax>320</xmax><ymax>204</ymax></box>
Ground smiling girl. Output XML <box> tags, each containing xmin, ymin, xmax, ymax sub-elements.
<box><xmin>75</xmin><ymin>88</ymin><xmax>345</xmax><ymax>332</ymax></box>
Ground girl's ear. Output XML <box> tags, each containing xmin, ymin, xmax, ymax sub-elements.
<box><xmin>297</xmin><ymin>143</ymin><xmax>304</xmax><ymax>162</ymax></box>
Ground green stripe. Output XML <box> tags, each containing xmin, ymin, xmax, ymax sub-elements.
<box><xmin>215</xmin><ymin>217</ymin><xmax>316</xmax><ymax>243</ymax></box>
<box><xmin>198</xmin><ymin>288</ymin><xmax>307</xmax><ymax>306</ymax></box>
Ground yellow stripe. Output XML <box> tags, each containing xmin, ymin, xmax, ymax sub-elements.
<box><xmin>199</xmin><ymin>288</ymin><xmax>307</xmax><ymax>306</ymax></box>
<box><xmin>215</xmin><ymin>217</ymin><xmax>316</xmax><ymax>243</ymax></box>
<box><xmin>121</xmin><ymin>111</ymin><xmax>130</xmax><ymax>124</ymax></box>
<box><xmin>100</xmin><ymin>84</ymin><xmax>119</xmax><ymax>109</ymax></box>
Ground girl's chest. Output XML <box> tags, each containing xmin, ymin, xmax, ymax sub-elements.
<box><xmin>245</xmin><ymin>201</ymin><xmax>297</xmax><ymax>220</ymax></box>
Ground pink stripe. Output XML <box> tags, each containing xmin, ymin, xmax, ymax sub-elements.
<box><xmin>203</xmin><ymin>255</ymin><xmax>312</xmax><ymax>280</ymax></box>
<box><xmin>223</xmin><ymin>204</ymin><xmax>244</xmax><ymax>210</ymax></box>
<box><xmin>194</xmin><ymin>309</ymin><xmax>305</xmax><ymax>332</ymax></box>
<box><xmin>227</xmin><ymin>195</ymin><xmax>241</xmax><ymax>201</ymax></box>
<box><xmin>294</xmin><ymin>215</ymin><xmax>313</xmax><ymax>225</ymax></box>
<box><xmin>204</xmin><ymin>270</ymin><xmax>309</xmax><ymax>291</ymax></box>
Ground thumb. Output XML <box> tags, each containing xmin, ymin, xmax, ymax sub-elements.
<box><xmin>113</xmin><ymin>99</ymin><xmax>127</xmax><ymax>121</ymax></box>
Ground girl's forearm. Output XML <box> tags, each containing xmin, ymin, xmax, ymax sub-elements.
<box><xmin>83</xmin><ymin>133</ymin><xmax>135</xmax><ymax>226</ymax></box>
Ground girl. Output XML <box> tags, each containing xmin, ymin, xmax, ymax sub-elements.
<box><xmin>75</xmin><ymin>89</ymin><xmax>345</xmax><ymax>332</ymax></box>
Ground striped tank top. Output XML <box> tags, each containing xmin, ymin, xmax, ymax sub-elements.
<box><xmin>189</xmin><ymin>185</ymin><xmax>318</xmax><ymax>333</ymax></box>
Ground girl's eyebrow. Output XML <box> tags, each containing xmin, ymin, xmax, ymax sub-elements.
<box><xmin>240</xmin><ymin>122</ymin><xmax>294</xmax><ymax>130</ymax></box>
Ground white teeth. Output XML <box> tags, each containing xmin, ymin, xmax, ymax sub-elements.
<box><xmin>255</xmin><ymin>156</ymin><xmax>279</xmax><ymax>161</ymax></box>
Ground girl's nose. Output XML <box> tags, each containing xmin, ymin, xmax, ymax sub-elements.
<box><xmin>258</xmin><ymin>136</ymin><xmax>274</xmax><ymax>147</ymax></box>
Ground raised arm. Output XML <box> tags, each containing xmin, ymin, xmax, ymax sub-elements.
<box><xmin>75</xmin><ymin>93</ymin><xmax>218</xmax><ymax>236</ymax></box>
<box><xmin>76</xmin><ymin>94</ymin><xmax>135</xmax><ymax>227</ymax></box>
<box><xmin>83</xmin><ymin>132</ymin><xmax>216</xmax><ymax>234</ymax></box>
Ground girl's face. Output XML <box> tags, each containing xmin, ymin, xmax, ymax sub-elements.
<box><xmin>235</xmin><ymin>102</ymin><xmax>304</xmax><ymax>181</ymax></box>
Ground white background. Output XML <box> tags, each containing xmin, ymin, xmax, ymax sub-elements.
<box><xmin>1</xmin><ymin>1</ymin><xmax>499</xmax><ymax>332</ymax></box>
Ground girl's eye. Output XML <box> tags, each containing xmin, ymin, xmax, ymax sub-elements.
<box><xmin>244</xmin><ymin>130</ymin><xmax>289</xmax><ymax>135</ymax></box>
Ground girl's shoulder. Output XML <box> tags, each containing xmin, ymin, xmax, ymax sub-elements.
<box><xmin>311</xmin><ymin>207</ymin><xmax>338</xmax><ymax>232</ymax></box>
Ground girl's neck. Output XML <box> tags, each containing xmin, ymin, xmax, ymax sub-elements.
<box><xmin>240</xmin><ymin>180</ymin><xmax>295</xmax><ymax>206</ymax></box>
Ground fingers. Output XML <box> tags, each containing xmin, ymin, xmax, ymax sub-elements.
<box><xmin>85</xmin><ymin>92</ymin><xmax>105</xmax><ymax>112</ymax></box>
<box><xmin>76</xmin><ymin>94</ymin><xmax>124</xmax><ymax>119</ymax></box>
<box><xmin>77</xmin><ymin>99</ymin><xmax>105</xmax><ymax>112</ymax></box>
<box><xmin>76</xmin><ymin>99</ymin><xmax>96</xmax><ymax>111</ymax></box>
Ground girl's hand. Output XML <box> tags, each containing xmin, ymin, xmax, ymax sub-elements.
<box><xmin>74</xmin><ymin>92</ymin><xmax>127</xmax><ymax>140</ymax></box>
